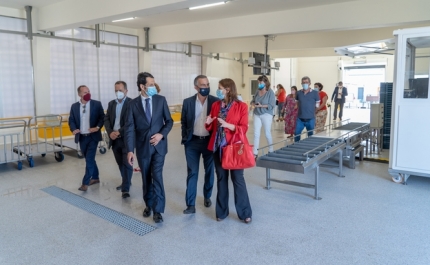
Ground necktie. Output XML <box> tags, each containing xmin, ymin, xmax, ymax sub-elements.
<box><xmin>145</xmin><ymin>98</ymin><xmax>151</xmax><ymax>123</ymax></box>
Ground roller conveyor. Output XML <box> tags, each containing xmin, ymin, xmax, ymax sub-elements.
<box><xmin>256</xmin><ymin>136</ymin><xmax>346</xmax><ymax>200</ymax></box>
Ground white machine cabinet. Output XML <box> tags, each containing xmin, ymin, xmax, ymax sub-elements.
<box><xmin>389</xmin><ymin>26</ymin><xmax>430</xmax><ymax>184</ymax></box>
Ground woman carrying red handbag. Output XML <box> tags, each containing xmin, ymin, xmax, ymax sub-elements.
<box><xmin>205</xmin><ymin>78</ymin><xmax>252</xmax><ymax>224</ymax></box>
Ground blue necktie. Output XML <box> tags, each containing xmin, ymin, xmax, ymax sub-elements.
<box><xmin>145</xmin><ymin>98</ymin><xmax>151</xmax><ymax>123</ymax></box>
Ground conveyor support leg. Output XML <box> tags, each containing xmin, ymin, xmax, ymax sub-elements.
<box><xmin>265</xmin><ymin>168</ymin><xmax>271</xmax><ymax>190</ymax></box>
<box><xmin>314</xmin><ymin>166</ymin><xmax>321</xmax><ymax>200</ymax></box>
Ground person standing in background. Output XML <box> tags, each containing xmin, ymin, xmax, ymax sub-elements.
<box><xmin>294</xmin><ymin>76</ymin><xmax>320</xmax><ymax>142</ymax></box>
<box><xmin>250</xmin><ymin>75</ymin><xmax>276</xmax><ymax>158</ymax></box>
<box><xmin>282</xmin><ymin>86</ymin><xmax>298</xmax><ymax>138</ymax></box>
<box><xmin>69</xmin><ymin>85</ymin><xmax>105</xmax><ymax>191</ymax></box>
<box><xmin>331</xmin><ymin>81</ymin><xmax>348</xmax><ymax>121</ymax></box>
<box><xmin>275</xmin><ymin>84</ymin><xmax>286</xmax><ymax>122</ymax></box>
<box><xmin>314</xmin><ymin>82</ymin><xmax>328</xmax><ymax>133</ymax></box>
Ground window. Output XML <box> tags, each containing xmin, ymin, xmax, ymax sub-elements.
<box><xmin>403</xmin><ymin>36</ymin><xmax>430</xmax><ymax>99</ymax></box>
<box><xmin>0</xmin><ymin>16</ymin><xmax>34</xmax><ymax>118</ymax></box>
<box><xmin>50</xmin><ymin>28</ymin><xmax>138</xmax><ymax>114</ymax></box>
<box><xmin>151</xmin><ymin>43</ymin><xmax>202</xmax><ymax>105</ymax></box>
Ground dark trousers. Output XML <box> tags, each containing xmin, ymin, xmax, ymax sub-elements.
<box><xmin>136</xmin><ymin>146</ymin><xmax>166</xmax><ymax>213</ymax></box>
<box><xmin>213</xmin><ymin>150</ymin><xmax>252</xmax><ymax>220</ymax></box>
<box><xmin>184</xmin><ymin>137</ymin><xmax>214</xmax><ymax>206</ymax></box>
<box><xmin>112</xmin><ymin>138</ymin><xmax>133</xmax><ymax>192</ymax></box>
<box><xmin>79</xmin><ymin>135</ymin><xmax>99</xmax><ymax>185</ymax></box>
<box><xmin>334</xmin><ymin>99</ymin><xmax>344</xmax><ymax>119</ymax></box>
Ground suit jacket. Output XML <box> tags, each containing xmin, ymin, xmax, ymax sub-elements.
<box><xmin>104</xmin><ymin>97</ymin><xmax>131</xmax><ymax>149</ymax></box>
<box><xmin>181</xmin><ymin>94</ymin><xmax>218</xmax><ymax>145</ymax></box>
<box><xmin>124</xmin><ymin>95</ymin><xmax>173</xmax><ymax>156</ymax></box>
<box><xmin>331</xmin><ymin>86</ymin><xmax>348</xmax><ymax>103</ymax></box>
<box><xmin>68</xmin><ymin>100</ymin><xmax>105</xmax><ymax>143</ymax></box>
<box><xmin>205</xmin><ymin>100</ymin><xmax>249</xmax><ymax>152</ymax></box>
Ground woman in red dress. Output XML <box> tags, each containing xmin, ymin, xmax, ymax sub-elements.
<box><xmin>282</xmin><ymin>86</ymin><xmax>298</xmax><ymax>138</ymax></box>
<box><xmin>314</xmin><ymin>82</ymin><xmax>328</xmax><ymax>133</ymax></box>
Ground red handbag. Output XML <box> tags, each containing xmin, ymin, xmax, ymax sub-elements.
<box><xmin>221</xmin><ymin>127</ymin><xmax>255</xmax><ymax>170</ymax></box>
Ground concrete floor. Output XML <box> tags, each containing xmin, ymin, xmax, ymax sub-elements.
<box><xmin>1</xmin><ymin>115</ymin><xmax>429</xmax><ymax>265</ymax></box>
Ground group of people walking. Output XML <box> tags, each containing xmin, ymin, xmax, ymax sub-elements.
<box><xmin>68</xmin><ymin>72</ymin><xmax>346</xmax><ymax>225</ymax></box>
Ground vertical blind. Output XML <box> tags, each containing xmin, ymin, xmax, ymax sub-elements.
<box><xmin>151</xmin><ymin>43</ymin><xmax>202</xmax><ymax>105</ymax></box>
<box><xmin>0</xmin><ymin>17</ymin><xmax>34</xmax><ymax>118</ymax></box>
<box><xmin>50</xmin><ymin>28</ymin><xmax>139</xmax><ymax>114</ymax></box>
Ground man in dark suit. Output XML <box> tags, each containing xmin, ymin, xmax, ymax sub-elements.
<box><xmin>124</xmin><ymin>72</ymin><xmax>173</xmax><ymax>223</ymax></box>
<box><xmin>181</xmin><ymin>75</ymin><xmax>218</xmax><ymax>214</ymax></box>
<box><xmin>69</xmin><ymin>85</ymin><xmax>105</xmax><ymax>191</ymax></box>
<box><xmin>331</xmin><ymin>81</ymin><xmax>348</xmax><ymax>121</ymax></box>
<box><xmin>104</xmin><ymin>81</ymin><xmax>132</xmax><ymax>198</ymax></box>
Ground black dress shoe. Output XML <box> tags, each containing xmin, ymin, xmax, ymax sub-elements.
<box><xmin>153</xmin><ymin>212</ymin><xmax>163</xmax><ymax>223</ymax></box>
<box><xmin>183</xmin><ymin>206</ymin><xmax>196</xmax><ymax>214</ymax></box>
<box><xmin>143</xmin><ymin>207</ymin><xmax>152</xmax><ymax>218</ymax></box>
<box><xmin>204</xmin><ymin>198</ymin><xmax>212</xmax><ymax>207</ymax></box>
<box><xmin>116</xmin><ymin>185</ymin><xmax>122</xmax><ymax>191</ymax></box>
<box><xmin>122</xmin><ymin>192</ymin><xmax>130</xmax><ymax>198</ymax></box>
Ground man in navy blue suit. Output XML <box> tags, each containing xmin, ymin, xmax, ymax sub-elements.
<box><xmin>124</xmin><ymin>72</ymin><xmax>173</xmax><ymax>223</ymax></box>
<box><xmin>69</xmin><ymin>85</ymin><xmax>105</xmax><ymax>191</ymax></box>
<box><xmin>181</xmin><ymin>75</ymin><xmax>218</xmax><ymax>214</ymax></box>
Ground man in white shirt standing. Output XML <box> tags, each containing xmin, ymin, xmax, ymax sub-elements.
<box><xmin>181</xmin><ymin>75</ymin><xmax>218</xmax><ymax>214</ymax></box>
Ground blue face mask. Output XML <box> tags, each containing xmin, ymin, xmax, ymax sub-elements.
<box><xmin>216</xmin><ymin>89</ymin><xmax>225</xmax><ymax>100</ymax></box>
<box><xmin>146</xmin><ymin>86</ymin><xmax>157</xmax><ymax>97</ymax></box>
<box><xmin>302</xmin><ymin>84</ymin><xmax>309</xmax><ymax>90</ymax></box>
<box><xmin>258</xmin><ymin>83</ymin><xmax>265</xmax><ymax>90</ymax></box>
<box><xmin>199</xmin><ymin>88</ymin><xmax>210</xmax><ymax>97</ymax></box>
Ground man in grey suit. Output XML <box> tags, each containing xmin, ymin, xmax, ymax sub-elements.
<box><xmin>104</xmin><ymin>81</ymin><xmax>132</xmax><ymax>199</ymax></box>
<box><xmin>124</xmin><ymin>72</ymin><xmax>173</xmax><ymax>223</ymax></box>
<box><xmin>331</xmin><ymin>81</ymin><xmax>348</xmax><ymax>121</ymax></box>
<box><xmin>181</xmin><ymin>75</ymin><xmax>218</xmax><ymax>214</ymax></box>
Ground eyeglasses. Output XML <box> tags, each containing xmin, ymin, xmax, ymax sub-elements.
<box><xmin>83</xmin><ymin>104</ymin><xmax>86</xmax><ymax>114</ymax></box>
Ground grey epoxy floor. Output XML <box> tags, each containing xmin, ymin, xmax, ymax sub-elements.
<box><xmin>1</xmin><ymin>118</ymin><xmax>430</xmax><ymax>265</ymax></box>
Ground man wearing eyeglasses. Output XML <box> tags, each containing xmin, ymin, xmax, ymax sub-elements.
<box><xmin>69</xmin><ymin>85</ymin><xmax>105</xmax><ymax>191</ymax></box>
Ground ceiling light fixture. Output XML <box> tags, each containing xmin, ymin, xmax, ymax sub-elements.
<box><xmin>112</xmin><ymin>17</ymin><xmax>136</xmax><ymax>22</ymax></box>
<box><xmin>189</xmin><ymin>2</ymin><xmax>226</xmax><ymax>10</ymax></box>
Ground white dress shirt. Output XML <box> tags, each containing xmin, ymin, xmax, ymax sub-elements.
<box><xmin>193</xmin><ymin>97</ymin><xmax>209</xmax><ymax>137</ymax></box>
<box><xmin>80</xmin><ymin>100</ymin><xmax>91</xmax><ymax>134</ymax></box>
<box><xmin>141</xmin><ymin>95</ymin><xmax>152</xmax><ymax>118</ymax></box>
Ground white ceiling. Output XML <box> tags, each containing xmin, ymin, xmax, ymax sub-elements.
<box><xmin>0</xmin><ymin>0</ymin><xmax>64</xmax><ymax>8</ymax></box>
<box><xmin>106</xmin><ymin>0</ymin><xmax>359</xmax><ymax>28</ymax></box>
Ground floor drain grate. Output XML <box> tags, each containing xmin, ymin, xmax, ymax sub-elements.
<box><xmin>41</xmin><ymin>185</ymin><xmax>156</xmax><ymax>236</ymax></box>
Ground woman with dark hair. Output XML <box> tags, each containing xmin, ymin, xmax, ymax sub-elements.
<box><xmin>314</xmin><ymin>82</ymin><xmax>328</xmax><ymax>133</ymax></box>
<box><xmin>282</xmin><ymin>86</ymin><xmax>299</xmax><ymax>138</ymax></box>
<box><xmin>250</xmin><ymin>75</ymin><xmax>276</xmax><ymax>158</ymax></box>
<box><xmin>275</xmin><ymin>84</ymin><xmax>287</xmax><ymax>121</ymax></box>
<box><xmin>205</xmin><ymin>78</ymin><xmax>252</xmax><ymax>224</ymax></box>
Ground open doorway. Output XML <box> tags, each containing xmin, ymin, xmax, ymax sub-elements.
<box><xmin>343</xmin><ymin>65</ymin><xmax>385</xmax><ymax>108</ymax></box>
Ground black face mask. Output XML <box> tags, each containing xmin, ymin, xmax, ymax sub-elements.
<box><xmin>199</xmin><ymin>87</ymin><xmax>210</xmax><ymax>97</ymax></box>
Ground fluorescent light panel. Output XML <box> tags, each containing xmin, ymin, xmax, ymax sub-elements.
<box><xmin>112</xmin><ymin>17</ymin><xmax>135</xmax><ymax>22</ymax></box>
<box><xmin>189</xmin><ymin>2</ymin><xmax>225</xmax><ymax>10</ymax></box>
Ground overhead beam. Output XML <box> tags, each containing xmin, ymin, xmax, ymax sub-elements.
<box><xmin>37</xmin><ymin>0</ymin><xmax>221</xmax><ymax>31</ymax></box>
<box><xmin>149</xmin><ymin>0</ymin><xmax>430</xmax><ymax>44</ymax></box>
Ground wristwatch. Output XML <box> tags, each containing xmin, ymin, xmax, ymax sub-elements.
<box><xmin>96</xmin><ymin>126</ymin><xmax>100</xmax><ymax>130</ymax></box>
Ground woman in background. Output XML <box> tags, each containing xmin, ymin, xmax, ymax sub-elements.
<box><xmin>282</xmin><ymin>86</ymin><xmax>298</xmax><ymax>138</ymax></box>
<box><xmin>205</xmin><ymin>78</ymin><xmax>252</xmax><ymax>224</ymax></box>
<box><xmin>275</xmin><ymin>84</ymin><xmax>286</xmax><ymax>122</ymax></box>
<box><xmin>250</xmin><ymin>75</ymin><xmax>276</xmax><ymax>158</ymax></box>
<box><xmin>314</xmin><ymin>82</ymin><xmax>328</xmax><ymax>133</ymax></box>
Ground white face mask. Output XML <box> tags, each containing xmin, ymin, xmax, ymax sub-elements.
<box><xmin>116</xmin><ymin>91</ymin><xmax>125</xmax><ymax>100</ymax></box>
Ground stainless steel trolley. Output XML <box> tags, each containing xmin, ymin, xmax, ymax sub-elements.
<box><xmin>13</xmin><ymin>115</ymin><xmax>64</xmax><ymax>167</ymax></box>
<box><xmin>0</xmin><ymin>119</ymin><xmax>27</xmax><ymax>170</ymax></box>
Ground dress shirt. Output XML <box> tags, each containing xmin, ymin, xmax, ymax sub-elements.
<box><xmin>193</xmin><ymin>97</ymin><xmax>209</xmax><ymax>137</ymax></box>
<box><xmin>80</xmin><ymin>100</ymin><xmax>90</xmax><ymax>134</ymax></box>
<box><xmin>141</xmin><ymin>95</ymin><xmax>152</xmax><ymax>118</ymax></box>
<box><xmin>113</xmin><ymin>98</ymin><xmax>125</xmax><ymax>131</ymax></box>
